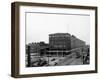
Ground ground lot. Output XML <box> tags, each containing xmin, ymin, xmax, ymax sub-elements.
<box><xmin>26</xmin><ymin>52</ymin><xmax>83</xmax><ymax>67</ymax></box>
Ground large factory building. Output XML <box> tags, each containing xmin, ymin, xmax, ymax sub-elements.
<box><xmin>49</xmin><ymin>33</ymin><xmax>71</xmax><ymax>50</ymax></box>
<box><xmin>26</xmin><ymin>33</ymin><xmax>87</xmax><ymax>57</ymax></box>
<box><xmin>40</xmin><ymin>33</ymin><xmax>86</xmax><ymax>56</ymax></box>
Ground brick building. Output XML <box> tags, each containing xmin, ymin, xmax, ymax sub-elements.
<box><xmin>49</xmin><ymin>33</ymin><xmax>71</xmax><ymax>50</ymax></box>
<box><xmin>71</xmin><ymin>35</ymin><xmax>86</xmax><ymax>49</ymax></box>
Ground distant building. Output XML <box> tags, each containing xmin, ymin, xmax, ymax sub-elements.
<box><xmin>26</xmin><ymin>42</ymin><xmax>49</xmax><ymax>53</ymax></box>
<box><xmin>71</xmin><ymin>35</ymin><xmax>86</xmax><ymax>49</ymax></box>
<box><xmin>26</xmin><ymin>43</ymin><xmax>40</xmax><ymax>53</ymax></box>
<box><xmin>39</xmin><ymin>42</ymin><xmax>49</xmax><ymax>49</ymax></box>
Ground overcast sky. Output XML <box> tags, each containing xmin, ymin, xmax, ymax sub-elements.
<box><xmin>26</xmin><ymin>12</ymin><xmax>90</xmax><ymax>45</ymax></box>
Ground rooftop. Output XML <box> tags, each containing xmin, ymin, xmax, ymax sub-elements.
<box><xmin>49</xmin><ymin>33</ymin><xmax>71</xmax><ymax>36</ymax></box>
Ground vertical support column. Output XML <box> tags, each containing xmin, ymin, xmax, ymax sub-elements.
<box><xmin>27</xmin><ymin>45</ymin><xmax>31</xmax><ymax>67</ymax></box>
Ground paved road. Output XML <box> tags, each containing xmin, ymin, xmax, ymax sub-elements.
<box><xmin>69</xmin><ymin>58</ymin><xmax>83</xmax><ymax>65</ymax></box>
<box><xmin>57</xmin><ymin>57</ymin><xmax>83</xmax><ymax>66</ymax></box>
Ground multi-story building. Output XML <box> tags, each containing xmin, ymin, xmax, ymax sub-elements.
<box><xmin>26</xmin><ymin>33</ymin><xmax>87</xmax><ymax>57</ymax></box>
<box><xmin>71</xmin><ymin>35</ymin><xmax>86</xmax><ymax>49</ymax></box>
<box><xmin>49</xmin><ymin>33</ymin><xmax>71</xmax><ymax>50</ymax></box>
<box><xmin>26</xmin><ymin>42</ymin><xmax>49</xmax><ymax>54</ymax></box>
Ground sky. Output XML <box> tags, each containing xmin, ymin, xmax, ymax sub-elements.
<box><xmin>26</xmin><ymin>12</ymin><xmax>90</xmax><ymax>45</ymax></box>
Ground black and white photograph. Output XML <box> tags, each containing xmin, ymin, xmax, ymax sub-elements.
<box><xmin>25</xmin><ymin>12</ymin><xmax>90</xmax><ymax>67</ymax></box>
<box><xmin>11</xmin><ymin>2</ymin><xmax>97</xmax><ymax>78</ymax></box>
